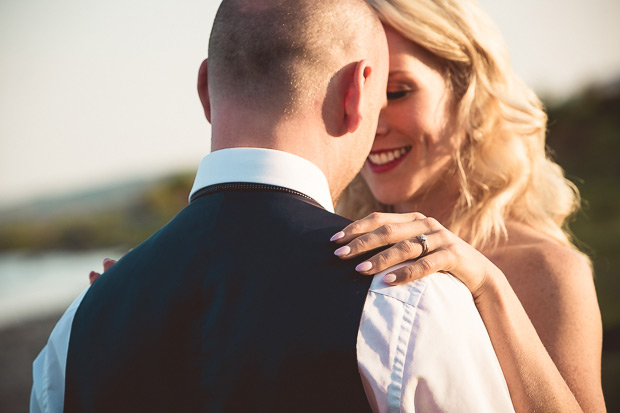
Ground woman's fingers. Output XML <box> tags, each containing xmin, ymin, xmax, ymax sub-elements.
<box><xmin>352</xmin><ymin>232</ymin><xmax>443</xmax><ymax>274</ymax></box>
<box><xmin>89</xmin><ymin>258</ymin><xmax>117</xmax><ymax>285</ymax></box>
<box><xmin>381</xmin><ymin>248</ymin><xmax>455</xmax><ymax>285</ymax></box>
<box><xmin>378</xmin><ymin>244</ymin><xmax>490</xmax><ymax>295</ymax></box>
<box><xmin>334</xmin><ymin>216</ymin><xmax>436</xmax><ymax>259</ymax></box>
<box><xmin>103</xmin><ymin>258</ymin><xmax>117</xmax><ymax>271</ymax></box>
<box><xmin>330</xmin><ymin>212</ymin><xmax>425</xmax><ymax>244</ymax></box>
<box><xmin>89</xmin><ymin>271</ymin><xmax>101</xmax><ymax>285</ymax></box>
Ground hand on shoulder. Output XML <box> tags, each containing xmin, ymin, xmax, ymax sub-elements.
<box><xmin>330</xmin><ymin>211</ymin><xmax>501</xmax><ymax>299</ymax></box>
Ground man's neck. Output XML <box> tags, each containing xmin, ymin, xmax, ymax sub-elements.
<box><xmin>209</xmin><ymin>101</ymin><xmax>352</xmax><ymax>205</ymax></box>
<box><xmin>211</xmin><ymin>127</ymin><xmax>330</xmax><ymax>180</ymax></box>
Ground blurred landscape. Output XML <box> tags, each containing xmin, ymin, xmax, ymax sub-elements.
<box><xmin>1</xmin><ymin>83</ymin><xmax>619</xmax><ymax>410</ymax></box>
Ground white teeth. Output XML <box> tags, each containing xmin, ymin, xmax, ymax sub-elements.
<box><xmin>368</xmin><ymin>147</ymin><xmax>409</xmax><ymax>166</ymax></box>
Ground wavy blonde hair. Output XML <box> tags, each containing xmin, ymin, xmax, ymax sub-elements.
<box><xmin>338</xmin><ymin>0</ymin><xmax>582</xmax><ymax>251</ymax></box>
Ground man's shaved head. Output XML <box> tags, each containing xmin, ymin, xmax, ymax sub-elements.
<box><xmin>208</xmin><ymin>0</ymin><xmax>383</xmax><ymax>116</ymax></box>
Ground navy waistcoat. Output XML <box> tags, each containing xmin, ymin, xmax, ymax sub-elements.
<box><xmin>64</xmin><ymin>189</ymin><xmax>373</xmax><ymax>412</ymax></box>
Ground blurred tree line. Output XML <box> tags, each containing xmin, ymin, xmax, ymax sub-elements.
<box><xmin>0</xmin><ymin>173</ymin><xmax>194</xmax><ymax>252</ymax></box>
<box><xmin>546</xmin><ymin>85</ymin><xmax>620</xmax><ymax>328</ymax></box>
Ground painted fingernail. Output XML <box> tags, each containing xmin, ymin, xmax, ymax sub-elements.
<box><xmin>330</xmin><ymin>231</ymin><xmax>345</xmax><ymax>242</ymax></box>
<box><xmin>334</xmin><ymin>246</ymin><xmax>351</xmax><ymax>257</ymax></box>
<box><xmin>383</xmin><ymin>274</ymin><xmax>397</xmax><ymax>284</ymax></box>
<box><xmin>356</xmin><ymin>261</ymin><xmax>373</xmax><ymax>272</ymax></box>
<box><xmin>89</xmin><ymin>271</ymin><xmax>100</xmax><ymax>284</ymax></box>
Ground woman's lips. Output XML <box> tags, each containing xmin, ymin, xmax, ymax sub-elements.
<box><xmin>366</xmin><ymin>146</ymin><xmax>411</xmax><ymax>173</ymax></box>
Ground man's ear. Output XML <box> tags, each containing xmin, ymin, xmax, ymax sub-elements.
<box><xmin>197</xmin><ymin>58</ymin><xmax>211</xmax><ymax>123</ymax></box>
<box><xmin>344</xmin><ymin>59</ymin><xmax>372</xmax><ymax>133</ymax></box>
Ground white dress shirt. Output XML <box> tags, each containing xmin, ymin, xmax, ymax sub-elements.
<box><xmin>31</xmin><ymin>148</ymin><xmax>513</xmax><ymax>412</ymax></box>
<box><xmin>359</xmin><ymin>267</ymin><xmax>514</xmax><ymax>412</ymax></box>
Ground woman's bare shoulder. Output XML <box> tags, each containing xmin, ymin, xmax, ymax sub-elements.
<box><xmin>485</xmin><ymin>222</ymin><xmax>601</xmax><ymax>341</ymax></box>
<box><xmin>485</xmin><ymin>221</ymin><xmax>592</xmax><ymax>288</ymax></box>
<box><xmin>483</xmin><ymin>221</ymin><xmax>597</xmax><ymax>324</ymax></box>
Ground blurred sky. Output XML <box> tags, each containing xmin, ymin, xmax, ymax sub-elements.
<box><xmin>1</xmin><ymin>0</ymin><xmax>619</xmax><ymax>208</ymax></box>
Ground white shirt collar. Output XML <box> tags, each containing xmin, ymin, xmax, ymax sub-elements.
<box><xmin>189</xmin><ymin>148</ymin><xmax>335</xmax><ymax>212</ymax></box>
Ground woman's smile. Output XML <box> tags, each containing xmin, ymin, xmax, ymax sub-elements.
<box><xmin>366</xmin><ymin>146</ymin><xmax>412</xmax><ymax>173</ymax></box>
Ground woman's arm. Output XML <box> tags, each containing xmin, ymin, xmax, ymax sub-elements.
<box><xmin>331</xmin><ymin>212</ymin><xmax>605</xmax><ymax>412</ymax></box>
<box><xmin>472</xmin><ymin>251</ymin><xmax>601</xmax><ymax>412</ymax></box>
<box><xmin>488</xmin><ymin>235</ymin><xmax>605</xmax><ymax>412</ymax></box>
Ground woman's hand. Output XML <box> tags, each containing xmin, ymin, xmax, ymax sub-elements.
<box><xmin>330</xmin><ymin>212</ymin><xmax>497</xmax><ymax>299</ymax></box>
<box><xmin>89</xmin><ymin>258</ymin><xmax>117</xmax><ymax>285</ymax></box>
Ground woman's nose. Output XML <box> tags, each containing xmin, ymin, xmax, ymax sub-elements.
<box><xmin>375</xmin><ymin>109</ymin><xmax>389</xmax><ymax>137</ymax></box>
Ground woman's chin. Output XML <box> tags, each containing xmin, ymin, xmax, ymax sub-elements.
<box><xmin>368</xmin><ymin>187</ymin><xmax>411</xmax><ymax>208</ymax></box>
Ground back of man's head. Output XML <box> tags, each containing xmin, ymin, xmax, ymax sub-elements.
<box><xmin>207</xmin><ymin>0</ymin><xmax>383</xmax><ymax>118</ymax></box>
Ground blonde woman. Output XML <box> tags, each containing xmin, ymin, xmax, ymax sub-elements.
<box><xmin>331</xmin><ymin>0</ymin><xmax>605</xmax><ymax>411</ymax></box>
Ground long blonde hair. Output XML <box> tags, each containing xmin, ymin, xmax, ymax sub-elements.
<box><xmin>338</xmin><ymin>0</ymin><xmax>582</xmax><ymax>251</ymax></box>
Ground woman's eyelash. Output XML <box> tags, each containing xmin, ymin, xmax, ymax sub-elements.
<box><xmin>387</xmin><ymin>90</ymin><xmax>409</xmax><ymax>100</ymax></box>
